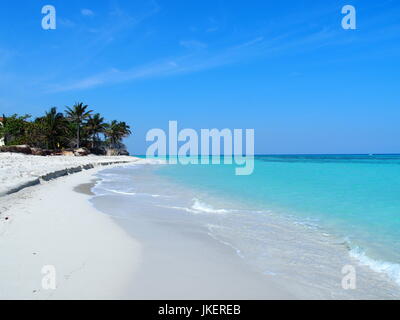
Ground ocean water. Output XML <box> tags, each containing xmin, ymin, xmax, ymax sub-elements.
<box><xmin>91</xmin><ymin>155</ymin><xmax>400</xmax><ymax>298</ymax></box>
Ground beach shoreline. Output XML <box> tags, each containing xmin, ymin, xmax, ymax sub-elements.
<box><xmin>0</xmin><ymin>158</ymin><xmax>143</xmax><ymax>299</ymax></box>
<box><xmin>90</xmin><ymin>163</ymin><xmax>400</xmax><ymax>299</ymax></box>
<box><xmin>0</xmin><ymin>153</ymin><xmax>140</xmax><ymax>197</ymax></box>
<box><xmin>1</xmin><ymin>154</ymin><xmax>400</xmax><ymax>300</ymax></box>
<box><xmin>0</xmin><ymin>155</ymin><xmax>295</xmax><ymax>299</ymax></box>
<box><xmin>93</xmin><ymin>191</ymin><xmax>295</xmax><ymax>300</ymax></box>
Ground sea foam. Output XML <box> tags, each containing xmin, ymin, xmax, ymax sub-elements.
<box><xmin>349</xmin><ymin>246</ymin><xmax>400</xmax><ymax>285</ymax></box>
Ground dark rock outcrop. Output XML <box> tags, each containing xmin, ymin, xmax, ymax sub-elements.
<box><xmin>0</xmin><ymin>145</ymin><xmax>129</xmax><ymax>157</ymax></box>
<box><xmin>90</xmin><ymin>147</ymin><xmax>107</xmax><ymax>156</ymax></box>
<box><xmin>73</xmin><ymin>148</ymin><xmax>90</xmax><ymax>156</ymax></box>
<box><xmin>118</xmin><ymin>149</ymin><xmax>130</xmax><ymax>156</ymax></box>
<box><xmin>31</xmin><ymin>148</ymin><xmax>52</xmax><ymax>156</ymax></box>
<box><xmin>0</xmin><ymin>145</ymin><xmax>32</xmax><ymax>154</ymax></box>
<box><xmin>106</xmin><ymin>148</ymin><xmax>130</xmax><ymax>156</ymax></box>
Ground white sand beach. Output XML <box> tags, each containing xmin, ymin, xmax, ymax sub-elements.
<box><xmin>0</xmin><ymin>154</ymin><xmax>292</xmax><ymax>299</ymax></box>
<box><xmin>0</xmin><ymin>154</ymin><xmax>144</xmax><ymax>299</ymax></box>
<box><xmin>2</xmin><ymin>154</ymin><xmax>398</xmax><ymax>300</ymax></box>
<box><xmin>0</xmin><ymin>153</ymin><xmax>137</xmax><ymax>196</ymax></box>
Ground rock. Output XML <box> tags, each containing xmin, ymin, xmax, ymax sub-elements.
<box><xmin>74</xmin><ymin>147</ymin><xmax>90</xmax><ymax>156</ymax></box>
<box><xmin>118</xmin><ymin>149</ymin><xmax>130</xmax><ymax>156</ymax></box>
<box><xmin>31</xmin><ymin>148</ymin><xmax>52</xmax><ymax>156</ymax></box>
<box><xmin>41</xmin><ymin>169</ymin><xmax>68</xmax><ymax>181</ymax></box>
<box><xmin>106</xmin><ymin>148</ymin><xmax>129</xmax><ymax>156</ymax></box>
<box><xmin>67</xmin><ymin>167</ymin><xmax>82</xmax><ymax>174</ymax></box>
<box><xmin>61</xmin><ymin>150</ymin><xmax>75</xmax><ymax>156</ymax></box>
<box><xmin>0</xmin><ymin>145</ymin><xmax>32</xmax><ymax>154</ymax></box>
<box><xmin>30</xmin><ymin>148</ymin><xmax>43</xmax><ymax>156</ymax></box>
<box><xmin>106</xmin><ymin>148</ymin><xmax>119</xmax><ymax>156</ymax></box>
<box><xmin>90</xmin><ymin>147</ymin><xmax>106</xmax><ymax>156</ymax></box>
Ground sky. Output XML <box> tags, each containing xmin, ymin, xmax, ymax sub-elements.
<box><xmin>0</xmin><ymin>0</ymin><xmax>399</xmax><ymax>154</ymax></box>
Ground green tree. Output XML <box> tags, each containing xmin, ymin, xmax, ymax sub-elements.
<box><xmin>0</xmin><ymin>114</ymin><xmax>31</xmax><ymax>145</ymax></box>
<box><xmin>85</xmin><ymin>113</ymin><xmax>106</xmax><ymax>149</ymax></box>
<box><xmin>39</xmin><ymin>107</ymin><xmax>68</xmax><ymax>149</ymax></box>
<box><xmin>65</xmin><ymin>103</ymin><xmax>92</xmax><ymax>148</ymax></box>
<box><xmin>104</xmin><ymin>120</ymin><xmax>132</xmax><ymax>149</ymax></box>
<box><xmin>24</xmin><ymin>120</ymin><xmax>47</xmax><ymax>148</ymax></box>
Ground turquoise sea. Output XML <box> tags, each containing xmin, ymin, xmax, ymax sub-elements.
<box><xmin>92</xmin><ymin>155</ymin><xmax>400</xmax><ymax>297</ymax></box>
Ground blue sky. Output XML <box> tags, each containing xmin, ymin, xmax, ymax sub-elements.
<box><xmin>0</xmin><ymin>0</ymin><xmax>399</xmax><ymax>154</ymax></box>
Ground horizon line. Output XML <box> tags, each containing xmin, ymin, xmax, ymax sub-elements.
<box><xmin>131</xmin><ymin>153</ymin><xmax>400</xmax><ymax>156</ymax></box>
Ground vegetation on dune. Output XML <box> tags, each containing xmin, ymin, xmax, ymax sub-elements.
<box><xmin>0</xmin><ymin>104</ymin><xmax>132</xmax><ymax>155</ymax></box>
<box><xmin>104</xmin><ymin>120</ymin><xmax>132</xmax><ymax>149</ymax></box>
<box><xmin>65</xmin><ymin>103</ymin><xmax>92</xmax><ymax>149</ymax></box>
<box><xmin>0</xmin><ymin>114</ymin><xmax>32</xmax><ymax>146</ymax></box>
<box><xmin>86</xmin><ymin>113</ymin><xmax>106</xmax><ymax>149</ymax></box>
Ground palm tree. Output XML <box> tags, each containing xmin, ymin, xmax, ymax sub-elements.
<box><xmin>85</xmin><ymin>113</ymin><xmax>106</xmax><ymax>149</ymax></box>
<box><xmin>104</xmin><ymin>120</ymin><xmax>132</xmax><ymax>149</ymax></box>
<box><xmin>41</xmin><ymin>107</ymin><xmax>68</xmax><ymax>149</ymax></box>
<box><xmin>65</xmin><ymin>103</ymin><xmax>92</xmax><ymax>148</ymax></box>
<box><xmin>0</xmin><ymin>114</ymin><xmax>31</xmax><ymax>146</ymax></box>
<box><xmin>0</xmin><ymin>114</ymin><xmax>7</xmax><ymax>145</ymax></box>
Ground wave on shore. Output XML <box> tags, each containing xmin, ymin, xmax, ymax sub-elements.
<box><xmin>90</xmin><ymin>163</ymin><xmax>400</xmax><ymax>299</ymax></box>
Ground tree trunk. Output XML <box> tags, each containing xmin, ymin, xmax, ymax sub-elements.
<box><xmin>77</xmin><ymin>125</ymin><xmax>80</xmax><ymax>148</ymax></box>
<box><xmin>92</xmin><ymin>133</ymin><xmax>95</xmax><ymax>149</ymax></box>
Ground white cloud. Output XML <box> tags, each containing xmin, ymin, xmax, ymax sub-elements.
<box><xmin>235</xmin><ymin>37</ymin><xmax>264</xmax><ymax>49</ymax></box>
<box><xmin>48</xmin><ymin>62</ymin><xmax>180</xmax><ymax>92</ymax></box>
<box><xmin>81</xmin><ymin>9</ymin><xmax>94</xmax><ymax>16</ymax></box>
<box><xmin>180</xmin><ymin>40</ymin><xmax>208</xmax><ymax>50</ymax></box>
<box><xmin>58</xmin><ymin>18</ymin><xmax>76</xmax><ymax>28</ymax></box>
<box><xmin>47</xmin><ymin>24</ymin><xmax>351</xmax><ymax>93</ymax></box>
<box><xmin>206</xmin><ymin>26</ymin><xmax>219</xmax><ymax>33</ymax></box>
